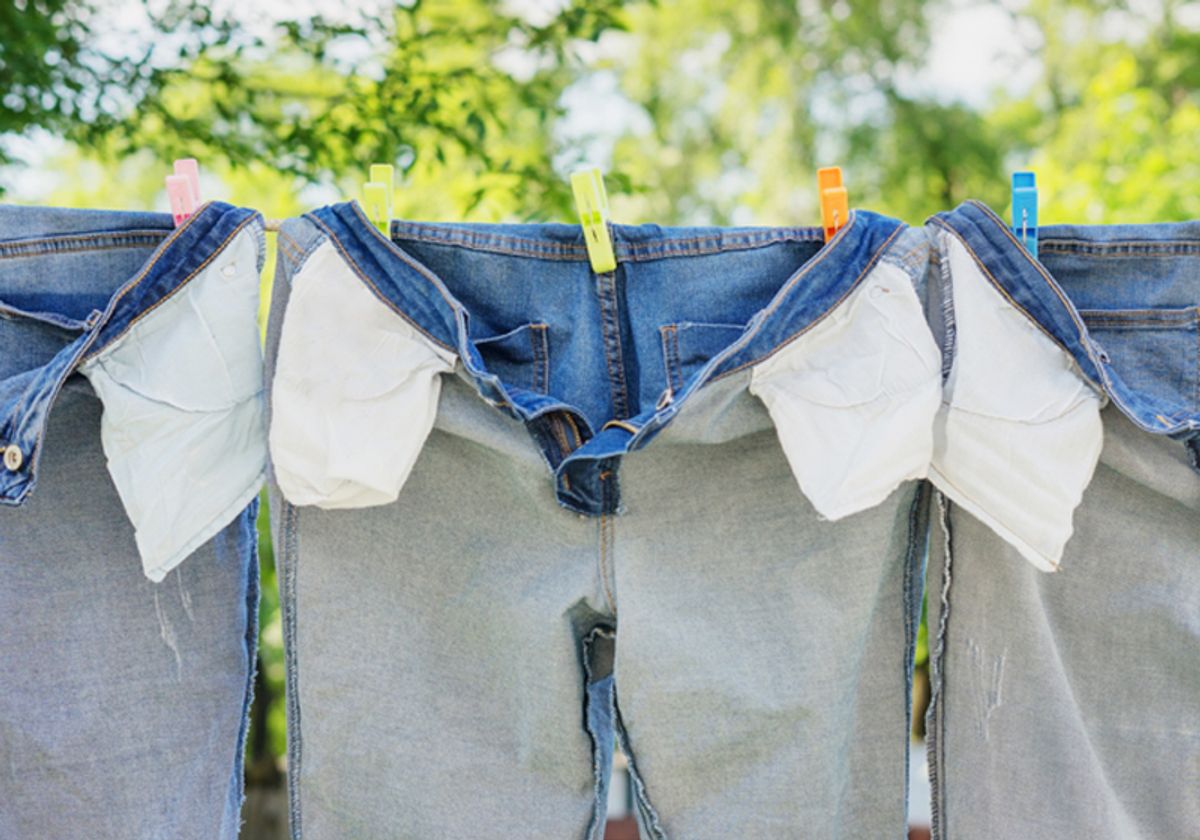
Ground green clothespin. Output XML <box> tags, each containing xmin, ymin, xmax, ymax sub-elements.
<box><xmin>571</xmin><ymin>167</ymin><xmax>616</xmax><ymax>273</ymax></box>
<box><xmin>363</xmin><ymin>163</ymin><xmax>394</xmax><ymax>235</ymax></box>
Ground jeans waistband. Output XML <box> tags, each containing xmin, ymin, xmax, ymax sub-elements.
<box><xmin>931</xmin><ymin>199</ymin><xmax>1200</xmax><ymax>438</ymax></box>
<box><xmin>292</xmin><ymin>200</ymin><xmax>910</xmax><ymax>514</ymax></box>
<box><xmin>0</xmin><ymin>200</ymin><xmax>262</xmax><ymax>505</ymax></box>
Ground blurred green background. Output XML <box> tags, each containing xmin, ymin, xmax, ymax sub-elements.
<box><xmin>3</xmin><ymin>0</ymin><xmax>1198</xmax><ymax>795</ymax></box>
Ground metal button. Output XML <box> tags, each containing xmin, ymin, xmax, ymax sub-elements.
<box><xmin>3</xmin><ymin>445</ymin><xmax>23</xmax><ymax>472</ymax></box>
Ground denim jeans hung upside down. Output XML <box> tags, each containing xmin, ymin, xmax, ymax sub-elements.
<box><xmin>265</xmin><ymin>202</ymin><xmax>942</xmax><ymax>839</ymax></box>
<box><xmin>0</xmin><ymin>202</ymin><xmax>266</xmax><ymax>840</ymax></box>
<box><xmin>922</xmin><ymin>201</ymin><xmax>1200</xmax><ymax>840</ymax></box>
<box><xmin>2</xmin><ymin>192</ymin><xmax>1196</xmax><ymax>840</ymax></box>
<box><xmin>266</xmin><ymin>198</ymin><xmax>1200</xmax><ymax>839</ymax></box>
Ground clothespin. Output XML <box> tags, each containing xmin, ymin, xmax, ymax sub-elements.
<box><xmin>363</xmin><ymin>163</ymin><xmax>394</xmax><ymax>235</ymax></box>
<box><xmin>817</xmin><ymin>166</ymin><xmax>849</xmax><ymax>242</ymax></box>
<box><xmin>570</xmin><ymin>167</ymin><xmax>616</xmax><ymax>273</ymax></box>
<box><xmin>165</xmin><ymin>158</ymin><xmax>201</xmax><ymax>226</ymax></box>
<box><xmin>1012</xmin><ymin>171</ymin><xmax>1038</xmax><ymax>259</ymax></box>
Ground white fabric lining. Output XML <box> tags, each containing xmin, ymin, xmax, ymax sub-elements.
<box><xmin>928</xmin><ymin>234</ymin><xmax>1104</xmax><ymax>571</ymax></box>
<box><xmin>269</xmin><ymin>240</ymin><xmax>457</xmax><ymax>510</ymax></box>
<box><xmin>79</xmin><ymin>225</ymin><xmax>266</xmax><ymax>582</ymax></box>
<box><xmin>749</xmin><ymin>262</ymin><xmax>942</xmax><ymax>520</ymax></box>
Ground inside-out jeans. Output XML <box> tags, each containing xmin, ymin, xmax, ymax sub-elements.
<box><xmin>265</xmin><ymin>202</ymin><xmax>942</xmax><ymax>839</ymax></box>
<box><xmin>0</xmin><ymin>202</ymin><xmax>266</xmax><ymax>840</ymax></box>
<box><xmin>923</xmin><ymin>201</ymin><xmax>1200</xmax><ymax>840</ymax></box>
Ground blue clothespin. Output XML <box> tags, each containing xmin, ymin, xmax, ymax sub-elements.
<box><xmin>1011</xmin><ymin>171</ymin><xmax>1038</xmax><ymax>259</ymax></box>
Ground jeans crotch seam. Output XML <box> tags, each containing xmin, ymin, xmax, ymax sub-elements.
<box><xmin>550</xmin><ymin>415</ymin><xmax>574</xmax><ymax>460</ymax></box>
<box><xmin>901</xmin><ymin>480</ymin><xmax>932</xmax><ymax>829</ymax></box>
<box><xmin>927</xmin><ymin>489</ymin><xmax>955</xmax><ymax>840</ymax></box>
<box><xmin>936</xmin><ymin>229</ymin><xmax>957</xmax><ymax>382</ymax></box>
<box><xmin>597</xmin><ymin>470</ymin><xmax>618</xmax><ymax>617</ymax></box>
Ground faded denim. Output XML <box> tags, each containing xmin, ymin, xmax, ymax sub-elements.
<box><xmin>0</xmin><ymin>203</ymin><xmax>265</xmax><ymax>839</ymax></box>
<box><xmin>265</xmin><ymin>203</ymin><xmax>940</xmax><ymax>838</ymax></box>
<box><xmin>924</xmin><ymin>201</ymin><xmax>1200</xmax><ymax>839</ymax></box>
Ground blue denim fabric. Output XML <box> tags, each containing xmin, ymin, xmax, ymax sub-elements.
<box><xmin>0</xmin><ymin>203</ymin><xmax>263</xmax><ymax>839</ymax></box>
<box><xmin>932</xmin><ymin>199</ymin><xmax>1200</xmax><ymax>447</ymax></box>
<box><xmin>924</xmin><ymin>200</ymin><xmax>1200</xmax><ymax>839</ymax></box>
<box><xmin>303</xmin><ymin>200</ymin><xmax>908</xmax><ymax>514</ymax></box>
<box><xmin>266</xmin><ymin>202</ymin><xmax>936</xmax><ymax>838</ymax></box>
<box><xmin>0</xmin><ymin>202</ymin><xmax>263</xmax><ymax>505</ymax></box>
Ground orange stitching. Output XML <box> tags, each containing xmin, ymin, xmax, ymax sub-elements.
<box><xmin>0</xmin><ymin>239</ymin><xmax>170</xmax><ymax>263</ymax></box>
<box><xmin>562</xmin><ymin>412</ymin><xmax>583</xmax><ymax>447</ymax></box>
<box><xmin>306</xmin><ymin>213</ymin><xmax>456</xmax><ymax>355</ymax></box>
<box><xmin>550</xmin><ymin>415</ymin><xmax>572</xmax><ymax>459</ymax></box>
<box><xmin>276</xmin><ymin>231</ymin><xmax>305</xmax><ymax>264</ymax></box>
<box><xmin>960</xmin><ymin>201</ymin><xmax>1092</xmax><ymax>335</ymax></box>
<box><xmin>929</xmin><ymin>215</ymin><xmax>1087</xmax><ymax>368</ymax></box>
<box><xmin>79</xmin><ymin>214</ymin><xmax>258</xmax><ymax>363</ymax></box>
<box><xmin>346</xmin><ymin>202</ymin><xmax>461</xmax><ymax>312</ymax></box>
<box><xmin>707</xmin><ymin>223</ymin><xmax>905</xmax><ymax>384</ymax></box>
<box><xmin>387</xmin><ymin>223</ymin><xmax>823</xmax><ymax>262</ymax></box>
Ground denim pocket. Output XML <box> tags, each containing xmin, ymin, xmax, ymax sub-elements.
<box><xmin>270</xmin><ymin>239</ymin><xmax>457</xmax><ymax>510</ymax></box>
<box><xmin>748</xmin><ymin>262</ymin><xmax>941</xmax><ymax>520</ymax></box>
<box><xmin>0</xmin><ymin>298</ymin><xmax>95</xmax><ymax>333</ymax></box>
<box><xmin>659</xmin><ymin>322</ymin><xmax>745</xmax><ymax>397</ymax></box>
<box><xmin>77</xmin><ymin>224</ymin><xmax>267</xmax><ymax>582</ymax></box>
<box><xmin>474</xmin><ymin>322</ymin><xmax>550</xmax><ymax>395</ymax></box>
<box><xmin>1081</xmin><ymin>307</ymin><xmax>1199</xmax><ymax>426</ymax></box>
<box><xmin>929</xmin><ymin>233</ymin><xmax>1104</xmax><ymax>572</ymax></box>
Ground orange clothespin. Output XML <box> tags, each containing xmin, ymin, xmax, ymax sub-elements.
<box><xmin>817</xmin><ymin>166</ymin><xmax>849</xmax><ymax>242</ymax></box>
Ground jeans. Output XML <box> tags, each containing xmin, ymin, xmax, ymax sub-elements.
<box><xmin>0</xmin><ymin>203</ymin><xmax>267</xmax><ymax>839</ymax></box>
<box><xmin>265</xmin><ymin>202</ymin><xmax>941</xmax><ymax>838</ymax></box>
<box><xmin>923</xmin><ymin>200</ymin><xmax>1200</xmax><ymax>839</ymax></box>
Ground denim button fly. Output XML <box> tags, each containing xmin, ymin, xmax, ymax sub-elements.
<box><xmin>3</xmin><ymin>445</ymin><xmax>22</xmax><ymax>471</ymax></box>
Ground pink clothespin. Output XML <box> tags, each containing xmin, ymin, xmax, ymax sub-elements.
<box><xmin>165</xmin><ymin>158</ymin><xmax>201</xmax><ymax>226</ymax></box>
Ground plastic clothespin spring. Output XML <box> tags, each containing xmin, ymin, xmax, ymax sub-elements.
<box><xmin>1012</xmin><ymin>171</ymin><xmax>1038</xmax><ymax>259</ymax></box>
<box><xmin>817</xmin><ymin>166</ymin><xmax>849</xmax><ymax>243</ymax></box>
<box><xmin>571</xmin><ymin>168</ymin><xmax>617</xmax><ymax>274</ymax></box>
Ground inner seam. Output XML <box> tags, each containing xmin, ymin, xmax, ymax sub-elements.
<box><xmin>597</xmin><ymin>470</ymin><xmax>618</xmax><ymax>616</ymax></box>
